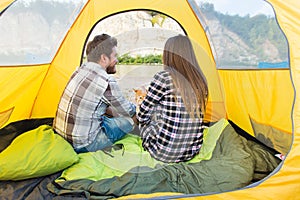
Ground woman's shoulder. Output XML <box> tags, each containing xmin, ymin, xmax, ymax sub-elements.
<box><xmin>152</xmin><ymin>70</ymin><xmax>173</xmax><ymax>89</ymax></box>
<box><xmin>154</xmin><ymin>70</ymin><xmax>171</xmax><ymax>80</ymax></box>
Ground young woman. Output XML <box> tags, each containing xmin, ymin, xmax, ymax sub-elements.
<box><xmin>137</xmin><ymin>35</ymin><xmax>209</xmax><ymax>163</ymax></box>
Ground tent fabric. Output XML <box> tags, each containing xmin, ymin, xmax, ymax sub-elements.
<box><xmin>0</xmin><ymin>65</ymin><xmax>49</xmax><ymax>126</ymax></box>
<box><xmin>219</xmin><ymin>69</ymin><xmax>293</xmax><ymax>135</ymax></box>
<box><xmin>250</xmin><ymin>117</ymin><xmax>292</xmax><ymax>155</ymax></box>
<box><xmin>0</xmin><ymin>0</ymin><xmax>299</xmax><ymax>199</ymax></box>
<box><xmin>0</xmin><ymin>0</ymin><xmax>14</xmax><ymax>12</ymax></box>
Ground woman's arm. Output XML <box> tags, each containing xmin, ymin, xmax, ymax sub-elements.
<box><xmin>137</xmin><ymin>72</ymin><xmax>167</xmax><ymax>125</ymax></box>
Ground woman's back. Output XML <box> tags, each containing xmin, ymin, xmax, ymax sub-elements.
<box><xmin>137</xmin><ymin>35</ymin><xmax>208</xmax><ymax>163</ymax></box>
<box><xmin>137</xmin><ymin>70</ymin><xmax>206</xmax><ymax>163</ymax></box>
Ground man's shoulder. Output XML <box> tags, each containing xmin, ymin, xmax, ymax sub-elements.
<box><xmin>78</xmin><ymin>63</ymin><xmax>110</xmax><ymax>81</ymax></box>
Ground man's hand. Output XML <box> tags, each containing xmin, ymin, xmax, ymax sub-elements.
<box><xmin>131</xmin><ymin>114</ymin><xmax>138</xmax><ymax>125</ymax></box>
<box><xmin>105</xmin><ymin>107</ymin><xmax>119</xmax><ymax>117</ymax></box>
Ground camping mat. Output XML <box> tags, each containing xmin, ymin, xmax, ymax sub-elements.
<box><xmin>47</xmin><ymin>123</ymin><xmax>281</xmax><ymax>199</ymax></box>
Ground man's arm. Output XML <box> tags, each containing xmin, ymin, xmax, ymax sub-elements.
<box><xmin>131</xmin><ymin>114</ymin><xmax>138</xmax><ymax>125</ymax></box>
<box><xmin>104</xmin><ymin>78</ymin><xmax>136</xmax><ymax>118</ymax></box>
<box><xmin>105</xmin><ymin>98</ymin><xmax>138</xmax><ymax>125</ymax></box>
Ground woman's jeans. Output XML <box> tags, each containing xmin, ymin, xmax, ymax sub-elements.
<box><xmin>75</xmin><ymin>116</ymin><xmax>134</xmax><ymax>153</ymax></box>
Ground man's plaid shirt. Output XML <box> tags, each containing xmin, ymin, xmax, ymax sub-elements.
<box><xmin>137</xmin><ymin>70</ymin><xmax>206</xmax><ymax>163</ymax></box>
<box><xmin>53</xmin><ymin>62</ymin><xmax>136</xmax><ymax>149</ymax></box>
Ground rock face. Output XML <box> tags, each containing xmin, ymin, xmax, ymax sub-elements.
<box><xmin>206</xmin><ymin>18</ymin><xmax>258</xmax><ymax>67</ymax></box>
<box><xmin>92</xmin><ymin>10</ymin><xmax>287</xmax><ymax>68</ymax></box>
<box><xmin>92</xmin><ymin>11</ymin><xmax>185</xmax><ymax>56</ymax></box>
<box><xmin>203</xmin><ymin>15</ymin><xmax>285</xmax><ymax>68</ymax></box>
<box><xmin>0</xmin><ymin>4</ymin><xmax>287</xmax><ymax>68</ymax></box>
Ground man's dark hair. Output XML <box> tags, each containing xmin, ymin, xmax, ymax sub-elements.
<box><xmin>86</xmin><ymin>34</ymin><xmax>117</xmax><ymax>63</ymax></box>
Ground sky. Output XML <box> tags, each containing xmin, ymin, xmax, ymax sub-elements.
<box><xmin>20</xmin><ymin>0</ymin><xmax>274</xmax><ymax>17</ymax></box>
<box><xmin>195</xmin><ymin>0</ymin><xmax>275</xmax><ymax>17</ymax></box>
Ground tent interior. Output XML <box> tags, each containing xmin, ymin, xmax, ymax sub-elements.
<box><xmin>0</xmin><ymin>0</ymin><xmax>297</xmax><ymax>199</ymax></box>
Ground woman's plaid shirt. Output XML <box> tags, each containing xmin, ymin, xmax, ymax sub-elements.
<box><xmin>137</xmin><ymin>70</ymin><xmax>206</xmax><ymax>163</ymax></box>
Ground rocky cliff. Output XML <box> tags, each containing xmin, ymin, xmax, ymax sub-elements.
<box><xmin>93</xmin><ymin>10</ymin><xmax>287</xmax><ymax>68</ymax></box>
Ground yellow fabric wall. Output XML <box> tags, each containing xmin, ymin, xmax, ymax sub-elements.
<box><xmin>0</xmin><ymin>0</ymin><xmax>14</xmax><ymax>12</ymax></box>
<box><xmin>0</xmin><ymin>65</ymin><xmax>49</xmax><ymax>127</ymax></box>
<box><xmin>218</xmin><ymin>69</ymin><xmax>293</xmax><ymax>135</ymax></box>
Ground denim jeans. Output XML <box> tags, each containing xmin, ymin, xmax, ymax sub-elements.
<box><xmin>75</xmin><ymin>116</ymin><xmax>134</xmax><ymax>153</ymax></box>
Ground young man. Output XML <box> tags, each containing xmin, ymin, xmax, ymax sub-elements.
<box><xmin>53</xmin><ymin>34</ymin><xmax>136</xmax><ymax>153</ymax></box>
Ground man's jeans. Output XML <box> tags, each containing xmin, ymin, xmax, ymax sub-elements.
<box><xmin>75</xmin><ymin>116</ymin><xmax>134</xmax><ymax>153</ymax></box>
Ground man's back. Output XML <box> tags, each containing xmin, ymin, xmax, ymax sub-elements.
<box><xmin>53</xmin><ymin>62</ymin><xmax>109</xmax><ymax>149</ymax></box>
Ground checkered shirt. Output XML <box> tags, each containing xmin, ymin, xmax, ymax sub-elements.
<box><xmin>53</xmin><ymin>62</ymin><xmax>136</xmax><ymax>149</ymax></box>
<box><xmin>137</xmin><ymin>70</ymin><xmax>206</xmax><ymax>163</ymax></box>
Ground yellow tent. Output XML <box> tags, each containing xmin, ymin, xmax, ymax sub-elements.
<box><xmin>0</xmin><ymin>0</ymin><xmax>299</xmax><ymax>199</ymax></box>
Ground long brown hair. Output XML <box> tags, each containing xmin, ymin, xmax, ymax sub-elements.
<box><xmin>163</xmin><ymin>35</ymin><xmax>208</xmax><ymax>118</ymax></box>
